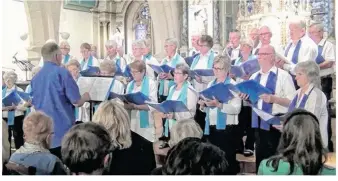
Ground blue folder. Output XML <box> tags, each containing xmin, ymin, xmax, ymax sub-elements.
<box><xmin>189</xmin><ymin>69</ymin><xmax>214</xmax><ymax>79</ymax></box>
<box><xmin>109</xmin><ymin>92</ymin><xmax>150</xmax><ymax>105</ymax></box>
<box><xmin>114</xmin><ymin>65</ymin><xmax>123</xmax><ymax>76</ymax></box>
<box><xmin>2</xmin><ymin>91</ymin><xmax>22</xmax><ymax>106</ymax></box>
<box><xmin>149</xmin><ymin>64</ymin><xmax>174</xmax><ymax>74</ymax></box>
<box><xmin>147</xmin><ymin>100</ymin><xmax>189</xmax><ymax>114</ymax></box>
<box><xmin>123</xmin><ymin>65</ymin><xmax>133</xmax><ymax>79</ymax></box>
<box><xmin>230</xmin><ymin>58</ymin><xmax>260</xmax><ymax>77</ymax></box>
<box><xmin>199</xmin><ymin>83</ymin><xmax>236</xmax><ymax>103</ymax></box>
<box><xmin>16</xmin><ymin>91</ymin><xmax>31</xmax><ymax>101</ymax></box>
<box><xmin>80</xmin><ymin>66</ymin><xmax>100</xmax><ymax>77</ymax></box>
<box><xmin>234</xmin><ymin>80</ymin><xmax>272</xmax><ymax>104</ymax></box>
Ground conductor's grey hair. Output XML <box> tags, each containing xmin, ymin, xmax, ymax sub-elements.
<box><xmin>41</xmin><ymin>42</ymin><xmax>60</xmax><ymax>62</ymax></box>
<box><xmin>168</xmin><ymin>119</ymin><xmax>203</xmax><ymax>147</ymax></box>
<box><xmin>295</xmin><ymin>61</ymin><xmax>321</xmax><ymax>89</ymax></box>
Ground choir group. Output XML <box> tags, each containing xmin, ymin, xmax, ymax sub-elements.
<box><xmin>1</xmin><ymin>18</ymin><xmax>336</xmax><ymax>175</ymax></box>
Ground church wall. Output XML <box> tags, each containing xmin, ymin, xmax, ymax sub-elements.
<box><xmin>2</xmin><ymin>0</ymin><xmax>29</xmax><ymax>81</ymax></box>
<box><xmin>59</xmin><ymin>8</ymin><xmax>94</xmax><ymax>60</ymax></box>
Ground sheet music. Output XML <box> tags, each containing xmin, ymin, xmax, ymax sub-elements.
<box><xmin>90</xmin><ymin>77</ymin><xmax>113</xmax><ymax>101</ymax></box>
<box><xmin>320</xmin><ymin>67</ymin><xmax>335</xmax><ymax>77</ymax></box>
<box><xmin>251</xmin><ymin>106</ymin><xmax>274</xmax><ymax>121</ymax></box>
<box><xmin>275</xmin><ymin>52</ymin><xmax>292</xmax><ymax>65</ymax></box>
<box><xmin>77</xmin><ymin>77</ymin><xmax>96</xmax><ymax>96</ymax></box>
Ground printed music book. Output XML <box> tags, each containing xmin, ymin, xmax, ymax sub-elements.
<box><xmin>2</xmin><ymin>91</ymin><xmax>22</xmax><ymax>106</ymax></box>
<box><xmin>199</xmin><ymin>83</ymin><xmax>237</xmax><ymax>103</ymax></box>
<box><xmin>230</xmin><ymin>58</ymin><xmax>260</xmax><ymax>77</ymax></box>
<box><xmin>77</xmin><ymin>76</ymin><xmax>113</xmax><ymax>101</ymax></box>
<box><xmin>80</xmin><ymin>66</ymin><xmax>100</xmax><ymax>77</ymax></box>
<box><xmin>234</xmin><ymin>80</ymin><xmax>272</xmax><ymax>103</ymax></box>
<box><xmin>189</xmin><ymin>69</ymin><xmax>214</xmax><ymax>79</ymax></box>
<box><xmin>148</xmin><ymin>64</ymin><xmax>175</xmax><ymax>74</ymax></box>
<box><xmin>251</xmin><ymin>106</ymin><xmax>282</xmax><ymax>125</ymax></box>
<box><xmin>146</xmin><ymin>100</ymin><xmax>189</xmax><ymax>114</ymax></box>
<box><xmin>109</xmin><ymin>91</ymin><xmax>150</xmax><ymax>105</ymax></box>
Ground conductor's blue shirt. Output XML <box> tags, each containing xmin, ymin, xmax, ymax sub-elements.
<box><xmin>31</xmin><ymin>61</ymin><xmax>81</xmax><ymax>148</ymax></box>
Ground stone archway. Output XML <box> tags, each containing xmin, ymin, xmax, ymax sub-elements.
<box><xmin>24</xmin><ymin>0</ymin><xmax>61</xmax><ymax>64</ymax></box>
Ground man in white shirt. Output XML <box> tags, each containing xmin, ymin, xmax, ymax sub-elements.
<box><xmin>276</xmin><ymin>19</ymin><xmax>318</xmax><ymax>76</ymax></box>
<box><xmin>240</xmin><ymin>45</ymin><xmax>296</xmax><ymax>173</ymax></box>
<box><xmin>223</xmin><ymin>30</ymin><xmax>241</xmax><ymax>61</ymax></box>
<box><xmin>308</xmin><ymin>22</ymin><xmax>336</xmax><ymax>152</ymax></box>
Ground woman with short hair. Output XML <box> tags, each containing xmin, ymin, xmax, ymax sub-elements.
<box><xmin>8</xmin><ymin>111</ymin><xmax>67</xmax><ymax>175</ymax></box>
<box><xmin>2</xmin><ymin>71</ymin><xmax>27</xmax><ymax>149</ymax></box>
<box><xmin>258</xmin><ymin>109</ymin><xmax>336</xmax><ymax>175</ymax></box>
<box><xmin>287</xmin><ymin>61</ymin><xmax>329</xmax><ymax>149</ymax></box>
<box><xmin>79</xmin><ymin>43</ymin><xmax>100</xmax><ymax>71</ymax></box>
<box><xmin>93</xmin><ymin>100</ymin><xmax>156</xmax><ymax>175</ymax></box>
<box><xmin>125</xmin><ymin>61</ymin><xmax>158</xmax><ymax>143</ymax></box>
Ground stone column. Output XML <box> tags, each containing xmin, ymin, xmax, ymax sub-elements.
<box><xmin>212</xmin><ymin>0</ymin><xmax>223</xmax><ymax>55</ymax></box>
<box><xmin>179</xmin><ymin>0</ymin><xmax>189</xmax><ymax>58</ymax></box>
<box><xmin>101</xmin><ymin>21</ymin><xmax>109</xmax><ymax>58</ymax></box>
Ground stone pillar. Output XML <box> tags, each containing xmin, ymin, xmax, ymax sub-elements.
<box><xmin>212</xmin><ymin>0</ymin><xmax>223</xmax><ymax>55</ymax></box>
<box><xmin>179</xmin><ymin>0</ymin><xmax>189</xmax><ymax>58</ymax></box>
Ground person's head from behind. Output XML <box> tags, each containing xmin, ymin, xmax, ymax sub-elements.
<box><xmin>80</xmin><ymin>43</ymin><xmax>91</xmax><ymax>60</ymax></box>
<box><xmin>269</xmin><ymin>109</ymin><xmax>325</xmax><ymax>175</ymax></box>
<box><xmin>168</xmin><ymin>119</ymin><xmax>203</xmax><ymax>147</ymax></box>
<box><xmin>3</xmin><ymin>71</ymin><xmax>18</xmax><ymax>89</ymax></box>
<box><xmin>163</xmin><ymin>137</ymin><xmax>229</xmax><ymax>175</ymax></box>
<box><xmin>92</xmin><ymin>100</ymin><xmax>132</xmax><ymax>150</ymax></box>
<box><xmin>61</xmin><ymin>122</ymin><xmax>113</xmax><ymax>175</ymax></box>
<box><xmin>23</xmin><ymin>111</ymin><xmax>54</xmax><ymax>149</ymax></box>
<box><xmin>66</xmin><ymin>59</ymin><xmax>81</xmax><ymax>80</ymax></box>
<box><xmin>41</xmin><ymin>42</ymin><xmax>62</xmax><ymax>65</ymax></box>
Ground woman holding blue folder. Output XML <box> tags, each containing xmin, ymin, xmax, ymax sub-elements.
<box><xmin>2</xmin><ymin>71</ymin><xmax>27</xmax><ymax>149</ymax></box>
<box><xmin>125</xmin><ymin>61</ymin><xmax>158</xmax><ymax>143</ymax></box>
<box><xmin>161</xmin><ymin>63</ymin><xmax>198</xmax><ymax>138</ymax></box>
<box><xmin>198</xmin><ymin>55</ymin><xmax>241</xmax><ymax>174</ymax></box>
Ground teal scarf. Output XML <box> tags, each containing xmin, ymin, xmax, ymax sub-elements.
<box><xmin>2</xmin><ymin>86</ymin><xmax>16</xmax><ymax>126</ymax></box>
<box><xmin>144</xmin><ymin>53</ymin><xmax>152</xmax><ymax>61</ymax></box>
<box><xmin>164</xmin><ymin>81</ymin><xmax>189</xmax><ymax>137</ymax></box>
<box><xmin>204</xmin><ymin>77</ymin><xmax>231</xmax><ymax>135</ymax></box>
<box><xmin>159</xmin><ymin>53</ymin><xmax>180</xmax><ymax>95</ymax></box>
<box><xmin>127</xmin><ymin>76</ymin><xmax>150</xmax><ymax>128</ymax></box>
<box><xmin>80</xmin><ymin>55</ymin><xmax>93</xmax><ymax>70</ymax></box>
<box><xmin>63</xmin><ymin>54</ymin><xmax>70</xmax><ymax>64</ymax></box>
<box><xmin>25</xmin><ymin>84</ymin><xmax>32</xmax><ymax>116</ymax></box>
<box><xmin>190</xmin><ymin>50</ymin><xmax>214</xmax><ymax>69</ymax></box>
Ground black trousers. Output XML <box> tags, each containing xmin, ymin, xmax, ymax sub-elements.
<box><xmin>321</xmin><ymin>76</ymin><xmax>333</xmax><ymax>152</ymax></box>
<box><xmin>238</xmin><ymin>105</ymin><xmax>255</xmax><ymax>151</ymax></box>
<box><xmin>3</xmin><ymin>115</ymin><xmax>24</xmax><ymax>150</ymax></box>
<box><xmin>194</xmin><ymin>103</ymin><xmax>206</xmax><ymax>132</ymax></box>
<box><xmin>49</xmin><ymin>146</ymin><xmax>62</xmax><ymax>160</ymax></box>
<box><xmin>254</xmin><ymin>126</ymin><xmax>281</xmax><ymax>173</ymax></box>
<box><xmin>204</xmin><ymin>125</ymin><xmax>240</xmax><ymax>175</ymax></box>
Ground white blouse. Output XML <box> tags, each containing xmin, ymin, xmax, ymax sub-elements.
<box><xmin>126</xmin><ymin>78</ymin><xmax>158</xmax><ymax>142</ymax></box>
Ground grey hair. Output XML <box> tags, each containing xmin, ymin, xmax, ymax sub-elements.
<box><xmin>132</xmin><ymin>39</ymin><xmax>146</xmax><ymax>48</ymax></box>
<box><xmin>105</xmin><ymin>40</ymin><xmax>118</xmax><ymax>48</ymax></box>
<box><xmin>165</xmin><ymin>38</ymin><xmax>179</xmax><ymax>49</ymax></box>
<box><xmin>3</xmin><ymin>71</ymin><xmax>18</xmax><ymax>83</ymax></box>
<box><xmin>290</xmin><ymin>18</ymin><xmax>307</xmax><ymax>29</ymax></box>
<box><xmin>259</xmin><ymin>25</ymin><xmax>272</xmax><ymax>34</ymax></box>
<box><xmin>66</xmin><ymin>59</ymin><xmax>81</xmax><ymax>69</ymax></box>
<box><xmin>168</xmin><ymin>119</ymin><xmax>203</xmax><ymax>147</ymax></box>
<box><xmin>99</xmin><ymin>59</ymin><xmax>116</xmax><ymax>74</ymax></box>
<box><xmin>59</xmin><ymin>41</ymin><xmax>70</xmax><ymax>49</ymax></box>
<box><xmin>213</xmin><ymin>55</ymin><xmax>232</xmax><ymax>73</ymax></box>
<box><xmin>309</xmin><ymin>22</ymin><xmax>324</xmax><ymax>32</ymax></box>
<box><xmin>41</xmin><ymin>42</ymin><xmax>60</xmax><ymax>61</ymax></box>
<box><xmin>295</xmin><ymin>61</ymin><xmax>321</xmax><ymax>89</ymax></box>
<box><xmin>175</xmin><ymin>63</ymin><xmax>190</xmax><ymax>75</ymax></box>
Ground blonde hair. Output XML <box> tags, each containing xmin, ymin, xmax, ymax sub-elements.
<box><xmin>213</xmin><ymin>55</ymin><xmax>232</xmax><ymax>73</ymax></box>
<box><xmin>23</xmin><ymin>111</ymin><xmax>53</xmax><ymax>147</ymax></box>
<box><xmin>92</xmin><ymin>100</ymin><xmax>132</xmax><ymax>149</ymax></box>
<box><xmin>99</xmin><ymin>59</ymin><xmax>116</xmax><ymax>74</ymax></box>
<box><xmin>129</xmin><ymin>60</ymin><xmax>146</xmax><ymax>73</ymax></box>
<box><xmin>169</xmin><ymin>119</ymin><xmax>203</xmax><ymax>147</ymax></box>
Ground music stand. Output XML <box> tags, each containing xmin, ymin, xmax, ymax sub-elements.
<box><xmin>12</xmin><ymin>56</ymin><xmax>34</xmax><ymax>81</ymax></box>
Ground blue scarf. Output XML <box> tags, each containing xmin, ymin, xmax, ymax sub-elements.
<box><xmin>190</xmin><ymin>50</ymin><xmax>214</xmax><ymax>70</ymax></box>
<box><xmin>204</xmin><ymin>77</ymin><xmax>231</xmax><ymax>135</ymax></box>
<box><xmin>2</xmin><ymin>86</ymin><xmax>16</xmax><ymax>126</ymax></box>
<box><xmin>252</xmin><ymin>69</ymin><xmax>278</xmax><ymax>130</ymax></box>
<box><xmin>63</xmin><ymin>54</ymin><xmax>70</xmax><ymax>64</ymax></box>
<box><xmin>315</xmin><ymin>41</ymin><xmax>326</xmax><ymax>64</ymax></box>
<box><xmin>288</xmin><ymin>86</ymin><xmax>315</xmax><ymax>112</ymax></box>
<box><xmin>94</xmin><ymin>78</ymin><xmax>116</xmax><ymax>112</ymax></box>
<box><xmin>2</xmin><ymin>85</ymin><xmax>6</xmax><ymax>89</ymax></box>
<box><xmin>25</xmin><ymin>84</ymin><xmax>32</xmax><ymax>115</ymax></box>
<box><xmin>164</xmin><ymin>81</ymin><xmax>189</xmax><ymax>137</ymax></box>
<box><xmin>80</xmin><ymin>56</ymin><xmax>93</xmax><ymax>70</ymax></box>
<box><xmin>127</xmin><ymin>76</ymin><xmax>150</xmax><ymax>128</ymax></box>
<box><xmin>284</xmin><ymin>40</ymin><xmax>302</xmax><ymax>64</ymax></box>
<box><xmin>159</xmin><ymin>53</ymin><xmax>181</xmax><ymax>96</ymax></box>
<box><xmin>144</xmin><ymin>53</ymin><xmax>152</xmax><ymax>60</ymax></box>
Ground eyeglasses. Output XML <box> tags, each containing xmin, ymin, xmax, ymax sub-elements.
<box><xmin>131</xmin><ymin>70</ymin><xmax>142</xmax><ymax>75</ymax></box>
<box><xmin>257</xmin><ymin>53</ymin><xmax>273</xmax><ymax>56</ymax></box>
<box><xmin>198</xmin><ymin>44</ymin><xmax>209</xmax><ymax>47</ymax></box>
<box><xmin>173</xmin><ymin>72</ymin><xmax>184</xmax><ymax>75</ymax></box>
<box><xmin>213</xmin><ymin>67</ymin><xmax>224</xmax><ymax>71</ymax></box>
<box><xmin>259</xmin><ymin>32</ymin><xmax>271</xmax><ymax>36</ymax></box>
